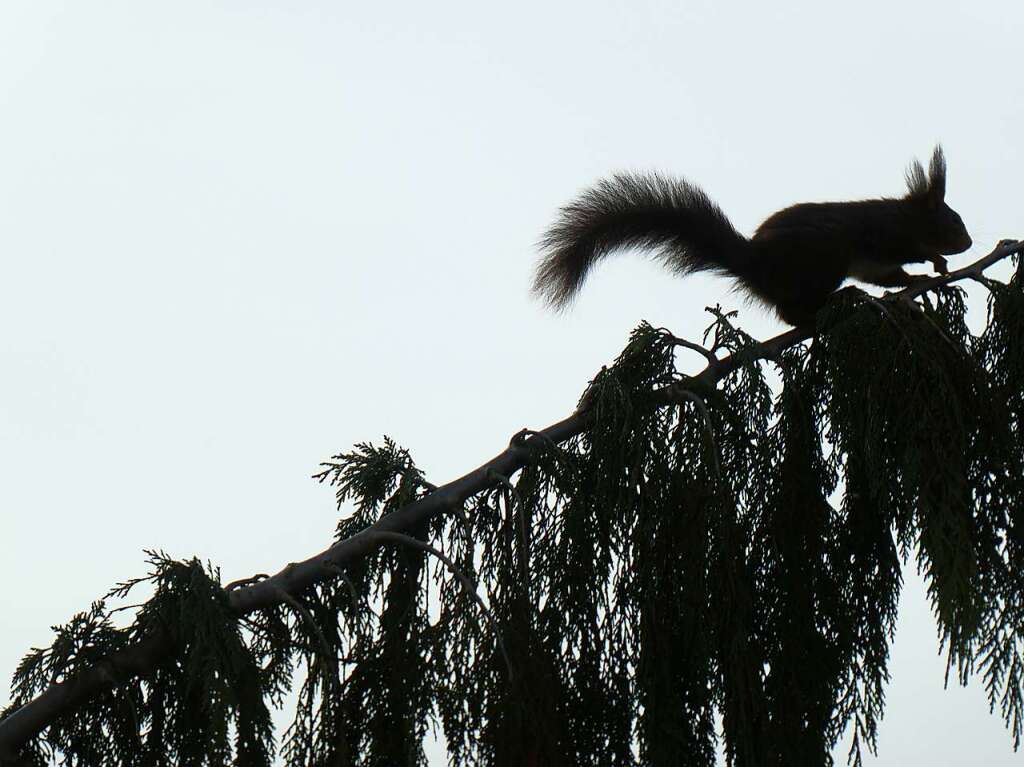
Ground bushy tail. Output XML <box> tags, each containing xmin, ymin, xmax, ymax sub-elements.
<box><xmin>533</xmin><ymin>172</ymin><xmax>753</xmax><ymax>308</ymax></box>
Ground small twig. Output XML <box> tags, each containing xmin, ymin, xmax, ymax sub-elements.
<box><xmin>509</xmin><ymin>428</ymin><xmax>532</xmax><ymax>448</ymax></box>
<box><xmin>912</xmin><ymin>294</ymin><xmax>976</xmax><ymax>360</ymax></box>
<box><xmin>862</xmin><ymin>292</ymin><xmax>901</xmax><ymax>321</ymax></box>
<box><xmin>675</xmin><ymin>390</ymin><xmax>721</xmax><ymax>476</ymax></box>
<box><xmin>485</xmin><ymin>468</ymin><xmax>516</xmax><ymax>493</ymax></box>
<box><xmin>320</xmin><ymin>561</ymin><xmax>360</xmax><ymax>607</ymax></box>
<box><xmin>486</xmin><ymin>469</ymin><xmax>521</xmax><ymax>504</ymax></box>
<box><xmin>514</xmin><ymin>504</ymin><xmax>531</xmax><ymax>604</ymax></box>
<box><xmin>271</xmin><ymin>586</ymin><xmax>339</xmax><ymax>687</ymax></box>
<box><xmin>858</xmin><ymin>293</ymin><xmax>917</xmax><ymax>350</ymax></box>
<box><xmin>485</xmin><ymin>469</ymin><xmax>530</xmax><ymax>590</ymax></box>
<box><xmin>366</xmin><ymin>531</ymin><xmax>514</xmax><ymax>677</ymax></box>
<box><xmin>319</xmin><ymin>559</ymin><xmax>383</xmax><ymax>622</ymax></box>
<box><xmin>224</xmin><ymin>574</ymin><xmax>269</xmax><ymax>591</ymax></box>
<box><xmin>107</xmin><ymin>603</ymin><xmax>148</xmax><ymax>616</ymax></box>
<box><xmin>510</xmin><ymin>428</ymin><xmax>577</xmax><ymax>474</ymax></box>
<box><xmin>448</xmin><ymin>501</ymin><xmax>474</xmax><ymax>542</ymax></box>
<box><xmin>661</xmin><ymin>330</ymin><xmax>722</xmax><ymax>370</ymax></box>
<box><xmin>511</xmin><ymin>428</ymin><xmax>556</xmax><ymax>450</ymax></box>
<box><xmin>968</xmin><ymin>274</ymin><xmax>1001</xmax><ymax>291</ymax></box>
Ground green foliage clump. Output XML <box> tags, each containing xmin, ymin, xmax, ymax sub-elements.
<box><xmin>8</xmin><ymin>553</ymin><xmax>280</xmax><ymax>766</ymax></box>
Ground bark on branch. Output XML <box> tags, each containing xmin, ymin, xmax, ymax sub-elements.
<box><xmin>1</xmin><ymin>239</ymin><xmax>1021</xmax><ymax>759</ymax></box>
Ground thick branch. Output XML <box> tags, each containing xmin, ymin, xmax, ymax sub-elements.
<box><xmin>1</xmin><ymin>239</ymin><xmax>1020</xmax><ymax>758</ymax></box>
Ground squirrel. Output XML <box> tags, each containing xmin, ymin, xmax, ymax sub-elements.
<box><xmin>532</xmin><ymin>146</ymin><xmax>972</xmax><ymax>326</ymax></box>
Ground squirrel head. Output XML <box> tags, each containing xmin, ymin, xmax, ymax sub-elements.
<box><xmin>904</xmin><ymin>145</ymin><xmax>973</xmax><ymax>255</ymax></box>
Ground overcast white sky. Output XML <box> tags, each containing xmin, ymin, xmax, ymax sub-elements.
<box><xmin>1</xmin><ymin>2</ymin><xmax>1022</xmax><ymax>764</ymax></box>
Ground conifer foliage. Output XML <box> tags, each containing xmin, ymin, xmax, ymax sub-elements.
<box><xmin>2</xmin><ymin>243</ymin><xmax>1024</xmax><ymax>766</ymax></box>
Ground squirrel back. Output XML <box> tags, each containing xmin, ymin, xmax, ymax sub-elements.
<box><xmin>533</xmin><ymin>147</ymin><xmax>972</xmax><ymax>326</ymax></box>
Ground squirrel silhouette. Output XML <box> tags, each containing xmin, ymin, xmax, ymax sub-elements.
<box><xmin>533</xmin><ymin>146</ymin><xmax>972</xmax><ymax>326</ymax></box>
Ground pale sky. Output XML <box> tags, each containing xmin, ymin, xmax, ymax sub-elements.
<box><xmin>1</xmin><ymin>2</ymin><xmax>1023</xmax><ymax>764</ymax></box>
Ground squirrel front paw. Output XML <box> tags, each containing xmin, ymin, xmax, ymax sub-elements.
<box><xmin>931</xmin><ymin>255</ymin><xmax>949</xmax><ymax>275</ymax></box>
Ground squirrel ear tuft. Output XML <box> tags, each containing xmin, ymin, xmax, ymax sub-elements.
<box><xmin>905</xmin><ymin>158</ymin><xmax>928</xmax><ymax>197</ymax></box>
<box><xmin>928</xmin><ymin>144</ymin><xmax>947</xmax><ymax>202</ymax></box>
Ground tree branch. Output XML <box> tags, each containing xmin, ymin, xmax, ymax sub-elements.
<box><xmin>1</xmin><ymin>239</ymin><xmax>1020</xmax><ymax>758</ymax></box>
